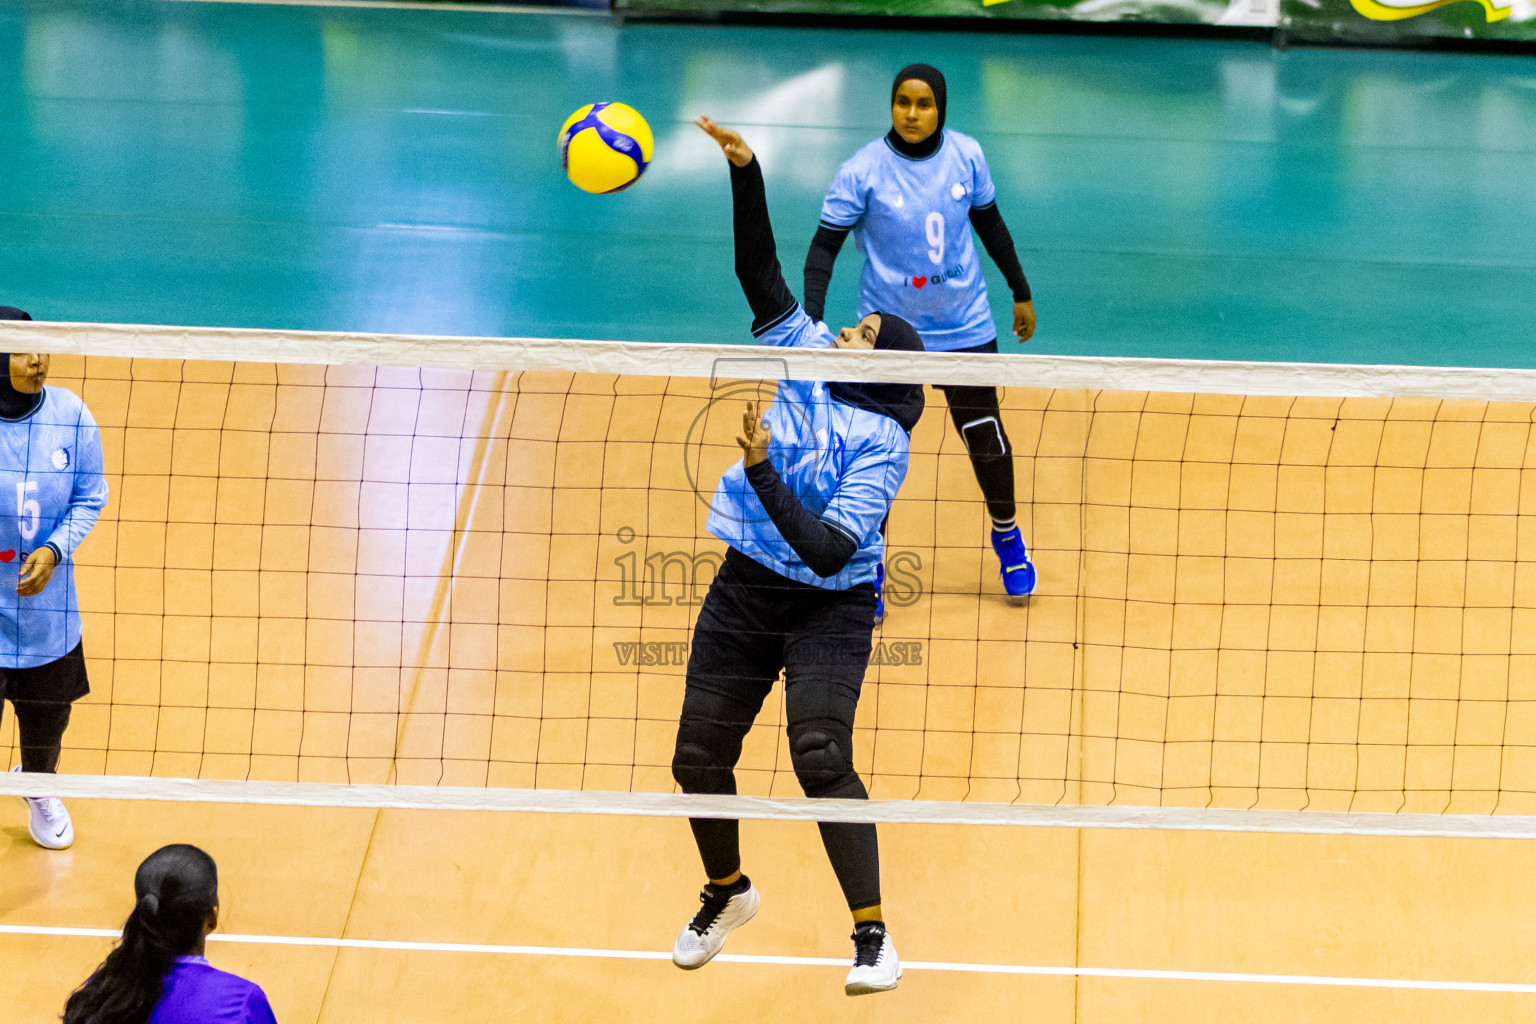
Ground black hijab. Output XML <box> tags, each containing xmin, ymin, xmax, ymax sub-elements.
<box><xmin>886</xmin><ymin>64</ymin><xmax>947</xmax><ymax>161</ymax></box>
<box><xmin>0</xmin><ymin>307</ymin><xmax>42</xmax><ymax>421</ymax></box>
<box><xmin>828</xmin><ymin>313</ymin><xmax>926</xmax><ymax>434</ymax></box>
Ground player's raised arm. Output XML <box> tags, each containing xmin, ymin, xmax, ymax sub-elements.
<box><xmin>695</xmin><ymin>116</ymin><xmax>797</xmax><ymax>335</ymax></box>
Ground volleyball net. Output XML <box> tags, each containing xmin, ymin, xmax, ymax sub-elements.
<box><xmin>3</xmin><ymin>320</ymin><xmax>1536</xmax><ymax>831</ymax></box>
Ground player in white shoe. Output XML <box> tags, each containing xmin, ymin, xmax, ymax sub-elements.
<box><xmin>0</xmin><ymin>310</ymin><xmax>109</xmax><ymax>851</ymax></box>
<box><xmin>668</xmin><ymin>122</ymin><xmax>913</xmax><ymax>994</ymax></box>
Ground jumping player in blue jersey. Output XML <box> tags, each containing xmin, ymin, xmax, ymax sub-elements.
<box><xmin>0</xmin><ymin>307</ymin><xmax>109</xmax><ymax>850</ymax></box>
<box><xmin>668</xmin><ymin>117</ymin><xmax>916</xmax><ymax>997</ymax></box>
<box><xmin>804</xmin><ymin>64</ymin><xmax>1038</xmax><ymax>615</ymax></box>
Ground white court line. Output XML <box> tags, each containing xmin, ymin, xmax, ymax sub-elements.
<box><xmin>6</xmin><ymin>772</ymin><xmax>1536</xmax><ymax>839</ymax></box>
<box><xmin>4</xmin><ymin>924</ymin><xmax>1535</xmax><ymax>993</ymax></box>
<box><xmin>156</xmin><ymin>0</ymin><xmax>606</xmax><ymax>14</ymax></box>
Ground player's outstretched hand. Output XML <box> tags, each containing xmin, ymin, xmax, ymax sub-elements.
<box><xmin>696</xmin><ymin>116</ymin><xmax>754</xmax><ymax>168</ymax></box>
<box><xmin>17</xmin><ymin>545</ymin><xmax>56</xmax><ymax>597</ymax></box>
<box><xmin>736</xmin><ymin>400</ymin><xmax>771</xmax><ymax>467</ymax></box>
<box><xmin>1013</xmin><ymin>300</ymin><xmax>1036</xmax><ymax>343</ymax></box>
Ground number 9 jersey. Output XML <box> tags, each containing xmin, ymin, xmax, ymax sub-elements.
<box><xmin>0</xmin><ymin>386</ymin><xmax>107</xmax><ymax>668</ymax></box>
<box><xmin>819</xmin><ymin>129</ymin><xmax>998</xmax><ymax>353</ymax></box>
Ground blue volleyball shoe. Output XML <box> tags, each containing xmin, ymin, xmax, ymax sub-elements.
<box><xmin>990</xmin><ymin>528</ymin><xmax>1037</xmax><ymax>602</ymax></box>
<box><xmin>873</xmin><ymin>561</ymin><xmax>886</xmax><ymax>626</ymax></box>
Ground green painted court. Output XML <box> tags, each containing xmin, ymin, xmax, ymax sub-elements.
<box><xmin>2</xmin><ymin>0</ymin><xmax>1533</xmax><ymax>366</ymax></box>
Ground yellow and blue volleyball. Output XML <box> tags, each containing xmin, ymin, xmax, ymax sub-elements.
<box><xmin>558</xmin><ymin>102</ymin><xmax>653</xmax><ymax>194</ymax></box>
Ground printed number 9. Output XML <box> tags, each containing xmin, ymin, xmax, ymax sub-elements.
<box><xmin>925</xmin><ymin>211</ymin><xmax>944</xmax><ymax>266</ymax></box>
<box><xmin>16</xmin><ymin>481</ymin><xmax>39</xmax><ymax>541</ymax></box>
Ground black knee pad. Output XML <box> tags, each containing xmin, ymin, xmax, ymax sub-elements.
<box><xmin>788</xmin><ymin>725</ymin><xmax>856</xmax><ymax>798</ymax></box>
<box><xmin>959</xmin><ymin>416</ymin><xmax>1009</xmax><ymax>458</ymax></box>
<box><xmin>672</xmin><ymin>717</ymin><xmax>742</xmax><ymax>794</ymax></box>
<box><xmin>671</xmin><ymin>741</ymin><xmax>723</xmax><ymax>793</ymax></box>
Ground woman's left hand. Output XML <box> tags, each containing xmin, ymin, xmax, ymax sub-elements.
<box><xmin>737</xmin><ymin>401</ymin><xmax>772</xmax><ymax>467</ymax></box>
<box><xmin>17</xmin><ymin>546</ymin><xmax>56</xmax><ymax>597</ymax></box>
<box><xmin>1013</xmin><ymin>300</ymin><xmax>1036</xmax><ymax>343</ymax></box>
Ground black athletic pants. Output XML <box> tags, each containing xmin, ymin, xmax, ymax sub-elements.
<box><xmin>935</xmin><ymin>338</ymin><xmax>1016</xmax><ymax>527</ymax></box>
<box><xmin>672</xmin><ymin>548</ymin><xmax>882</xmax><ymax>911</ymax></box>
<box><xmin>0</xmin><ymin>642</ymin><xmax>89</xmax><ymax>773</ymax></box>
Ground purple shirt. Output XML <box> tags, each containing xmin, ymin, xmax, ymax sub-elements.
<box><xmin>148</xmin><ymin>956</ymin><xmax>277</xmax><ymax>1024</ymax></box>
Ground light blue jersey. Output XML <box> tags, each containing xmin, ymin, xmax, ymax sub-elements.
<box><xmin>707</xmin><ymin>306</ymin><xmax>909</xmax><ymax>589</ymax></box>
<box><xmin>821</xmin><ymin>130</ymin><xmax>998</xmax><ymax>352</ymax></box>
<box><xmin>0</xmin><ymin>387</ymin><xmax>107</xmax><ymax>669</ymax></box>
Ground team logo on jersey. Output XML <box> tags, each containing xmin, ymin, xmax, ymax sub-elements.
<box><xmin>51</xmin><ymin>447</ymin><xmax>70</xmax><ymax>470</ymax></box>
<box><xmin>951</xmin><ymin>182</ymin><xmax>966</xmax><ymax>201</ymax></box>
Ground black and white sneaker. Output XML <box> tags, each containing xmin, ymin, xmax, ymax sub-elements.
<box><xmin>671</xmin><ymin>879</ymin><xmax>760</xmax><ymax>969</ymax></box>
<box><xmin>845</xmin><ymin>923</ymin><xmax>900</xmax><ymax>995</ymax></box>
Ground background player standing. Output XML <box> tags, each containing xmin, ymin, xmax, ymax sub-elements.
<box><xmin>804</xmin><ymin>64</ymin><xmax>1038</xmax><ymax>612</ymax></box>
<box><xmin>0</xmin><ymin>306</ymin><xmax>109</xmax><ymax>850</ymax></box>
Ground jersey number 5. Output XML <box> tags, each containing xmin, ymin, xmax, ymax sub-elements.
<box><xmin>925</xmin><ymin>211</ymin><xmax>944</xmax><ymax>267</ymax></box>
<box><xmin>17</xmin><ymin>480</ymin><xmax>39</xmax><ymax>540</ymax></box>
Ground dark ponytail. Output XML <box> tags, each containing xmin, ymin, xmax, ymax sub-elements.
<box><xmin>63</xmin><ymin>845</ymin><xmax>219</xmax><ymax>1024</ymax></box>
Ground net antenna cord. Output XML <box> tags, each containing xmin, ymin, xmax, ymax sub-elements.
<box><xmin>5</xmin><ymin>320</ymin><xmax>1536</xmax><ymax>401</ymax></box>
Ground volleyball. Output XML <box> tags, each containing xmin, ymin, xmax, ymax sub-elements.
<box><xmin>558</xmin><ymin>102</ymin><xmax>653</xmax><ymax>194</ymax></box>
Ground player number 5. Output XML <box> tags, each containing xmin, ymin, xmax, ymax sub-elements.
<box><xmin>926</xmin><ymin>211</ymin><xmax>944</xmax><ymax>266</ymax></box>
<box><xmin>17</xmin><ymin>480</ymin><xmax>39</xmax><ymax>540</ymax></box>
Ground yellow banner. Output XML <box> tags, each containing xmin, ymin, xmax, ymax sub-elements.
<box><xmin>1349</xmin><ymin>0</ymin><xmax>1510</xmax><ymax>19</ymax></box>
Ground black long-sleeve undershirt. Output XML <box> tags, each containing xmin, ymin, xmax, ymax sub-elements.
<box><xmin>969</xmin><ymin>202</ymin><xmax>1031</xmax><ymax>303</ymax></box>
<box><xmin>745</xmin><ymin>460</ymin><xmax>858</xmax><ymax>578</ymax></box>
<box><xmin>801</xmin><ymin>222</ymin><xmax>850</xmax><ymax>324</ymax></box>
<box><xmin>729</xmin><ymin>157</ymin><xmax>798</xmax><ymax>333</ymax></box>
<box><xmin>801</xmin><ymin>202</ymin><xmax>1031</xmax><ymax>324</ymax></box>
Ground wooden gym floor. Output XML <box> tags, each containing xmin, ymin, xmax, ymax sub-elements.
<box><xmin>6</xmin><ymin>800</ymin><xmax>1536</xmax><ymax>1022</ymax></box>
